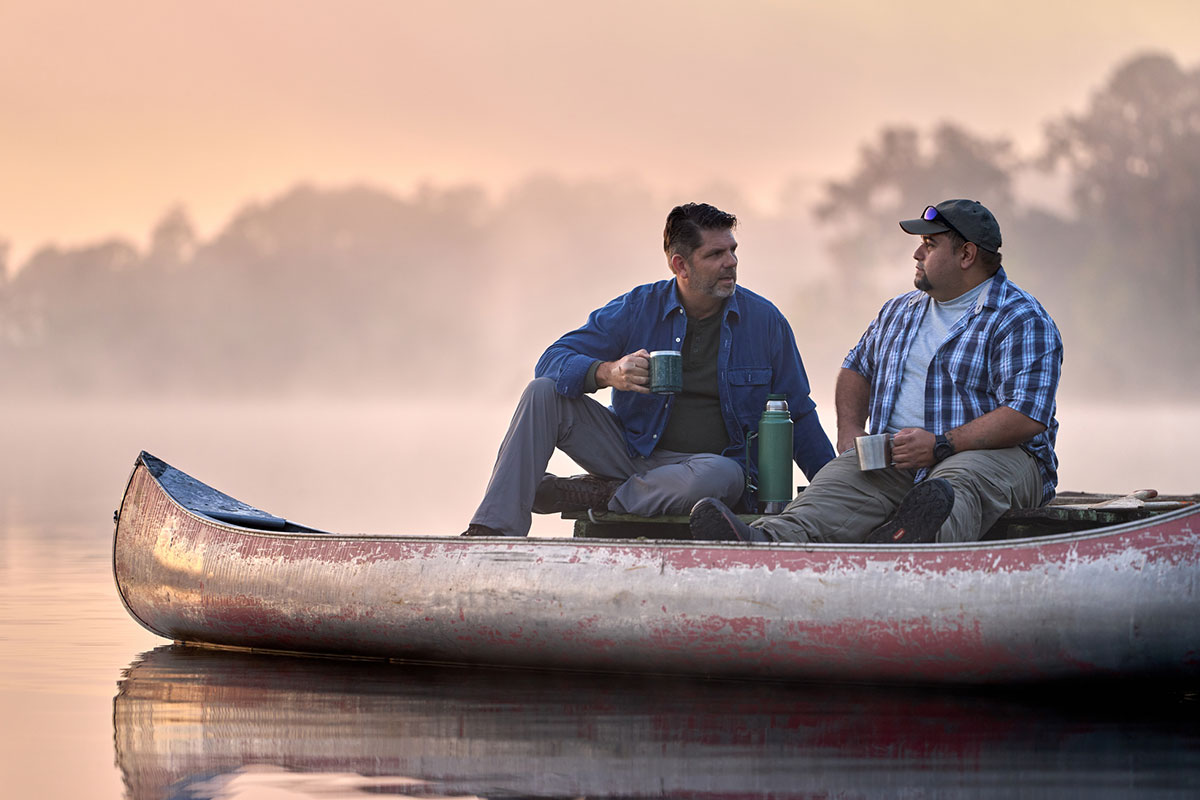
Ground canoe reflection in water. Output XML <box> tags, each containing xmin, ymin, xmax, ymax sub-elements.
<box><xmin>114</xmin><ymin>645</ymin><xmax>1200</xmax><ymax>800</ymax></box>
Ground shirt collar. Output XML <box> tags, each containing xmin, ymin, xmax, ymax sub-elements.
<box><xmin>905</xmin><ymin>267</ymin><xmax>1010</xmax><ymax>313</ymax></box>
<box><xmin>666</xmin><ymin>280</ymin><xmax>739</xmax><ymax>321</ymax></box>
<box><xmin>664</xmin><ymin>282</ymin><xmax>685</xmax><ymax>319</ymax></box>
<box><xmin>979</xmin><ymin>266</ymin><xmax>1009</xmax><ymax>311</ymax></box>
<box><xmin>725</xmin><ymin>287</ymin><xmax>742</xmax><ymax>320</ymax></box>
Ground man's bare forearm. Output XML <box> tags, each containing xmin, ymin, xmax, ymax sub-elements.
<box><xmin>947</xmin><ymin>406</ymin><xmax>1046</xmax><ymax>453</ymax></box>
<box><xmin>891</xmin><ymin>406</ymin><xmax>1048</xmax><ymax>469</ymax></box>
<box><xmin>834</xmin><ymin>368</ymin><xmax>871</xmax><ymax>453</ymax></box>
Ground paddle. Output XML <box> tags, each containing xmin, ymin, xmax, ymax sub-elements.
<box><xmin>1091</xmin><ymin>489</ymin><xmax>1158</xmax><ymax>509</ymax></box>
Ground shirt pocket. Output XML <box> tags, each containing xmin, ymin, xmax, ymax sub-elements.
<box><xmin>728</xmin><ymin>367</ymin><xmax>773</xmax><ymax>419</ymax></box>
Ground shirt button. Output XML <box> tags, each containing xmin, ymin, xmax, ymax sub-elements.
<box><xmin>675</xmin><ymin>337</ymin><xmax>681</xmax><ymax>343</ymax></box>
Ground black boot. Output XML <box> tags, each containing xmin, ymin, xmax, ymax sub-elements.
<box><xmin>690</xmin><ymin>498</ymin><xmax>770</xmax><ymax>542</ymax></box>
<box><xmin>532</xmin><ymin>473</ymin><xmax>624</xmax><ymax>514</ymax></box>
<box><xmin>865</xmin><ymin>478</ymin><xmax>955</xmax><ymax>544</ymax></box>
<box><xmin>461</xmin><ymin>524</ymin><xmax>503</xmax><ymax>537</ymax></box>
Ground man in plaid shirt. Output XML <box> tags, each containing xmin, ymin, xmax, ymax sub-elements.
<box><xmin>692</xmin><ymin>199</ymin><xmax>1062</xmax><ymax>544</ymax></box>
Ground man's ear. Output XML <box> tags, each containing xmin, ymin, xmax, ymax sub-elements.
<box><xmin>669</xmin><ymin>252</ymin><xmax>688</xmax><ymax>279</ymax></box>
<box><xmin>960</xmin><ymin>241</ymin><xmax>979</xmax><ymax>271</ymax></box>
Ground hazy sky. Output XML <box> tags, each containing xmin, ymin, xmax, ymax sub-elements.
<box><xmin>4</xmin><ymin>0</ymin><xmax>1200</xmax><ymax>265</ymax></box>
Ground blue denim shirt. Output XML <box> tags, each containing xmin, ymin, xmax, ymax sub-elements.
<box><xmin>535</xmin><ymin>280</ymin><xmax>834</xmax><ymax>489</ymax></box>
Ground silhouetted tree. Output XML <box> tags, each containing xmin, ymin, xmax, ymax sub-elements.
<box><xmin>814</xmin><ymin>123</ymin><xmax>1018</xmax><ymax>284</ymax></box>
<box><xmin>146</xmin><ymin>206</ymin><xmax>198</xmax><ymax>271</ymax></box>
<box><xmin>1042</xmin><ymin>52</ymin><xmax>1200</xmax><ymax>392</ymax></box>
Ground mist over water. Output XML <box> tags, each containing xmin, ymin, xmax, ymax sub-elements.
<box><xmin>2</xmin><ymin>395</ymin><xmax>1196</xmax><ymax>538</ymax></box>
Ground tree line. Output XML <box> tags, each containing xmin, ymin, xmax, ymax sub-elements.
<box><xmin>1</xmin><ymin>52</ymin><xmax>1196</xmax><ymax>400</ymax></box>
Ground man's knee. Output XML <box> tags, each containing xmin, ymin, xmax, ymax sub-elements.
<box><xmin>929</xmin><ymin>448</ymin><xmax>1041</xmax><ymax>542</ymax></box>
<box><xmin>690</xmin><ymin>454</ymin><xmax>745</xmax><ymax>499</ymax></box>
<box><xmin>515</xmin><ymin>377</ymin><xmax>574</xmax><ymax>423</ymax></box>
<box><xmin>521</xmin><ymin>377</ymin><xmax>559</xmax><ymax>404</ymax></box>
<box><xmin>932</xmin><ymin>448</ymin><xmax>1038</xmax><ymax>504</ymax></box>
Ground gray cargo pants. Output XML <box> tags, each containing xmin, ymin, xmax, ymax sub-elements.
<box><xmin>752</xmin><ymin>445</ymin><xmax>1043</xmax><ymax>543</ymax></box>
<box><xmin>471</xmin><ymin>378</ymin><xmax>745</xmax><ymax>536</ymax></box>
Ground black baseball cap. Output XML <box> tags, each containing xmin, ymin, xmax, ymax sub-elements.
<box><xmin>899</xmin><ymin>199</ymin><xmax>1002</xmax><ymax>253</ymax></box>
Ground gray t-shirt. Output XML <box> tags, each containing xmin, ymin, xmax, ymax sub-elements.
<box><xmin>887</xmin><ymin>279</ymin><xmax>993</xmax><ymax>433</ymax></box>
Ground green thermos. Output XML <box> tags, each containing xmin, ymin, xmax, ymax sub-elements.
<box><xmin>757</xmin><ymin>393</ymin><xmax>793</xmax><ymax>514</ymax></box>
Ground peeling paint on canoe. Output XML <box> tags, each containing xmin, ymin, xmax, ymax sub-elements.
<box><xmin>113</xmin><ymin>453</ymin><xmax>1200</xmax><ymax>683</ymax></box>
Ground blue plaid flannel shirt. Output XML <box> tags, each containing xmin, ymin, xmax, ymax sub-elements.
<box><xmin>843</xmin><ymin>268</ymin><xmax>1062</xmax><ymax>504</ymax></box>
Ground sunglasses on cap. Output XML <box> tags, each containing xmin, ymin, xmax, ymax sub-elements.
<box><xmin>922</xmin><ymin>205</ymin><xmax>969</xmax><ymax>244</ymax></box>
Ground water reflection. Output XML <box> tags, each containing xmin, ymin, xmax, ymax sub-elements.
<box><xmin>114</xmin><ymin>645</ymin><xmax>1200</xmax><ymax>799</ymax></box>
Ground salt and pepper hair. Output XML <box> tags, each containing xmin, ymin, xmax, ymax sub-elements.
<box><xmin>663</xmin><ymin>203</ymin><xmax>737</xmax><ymax>261</ymax></box>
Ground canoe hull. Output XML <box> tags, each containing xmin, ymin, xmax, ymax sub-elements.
<box><xmin>114</xmin><ymin>454</ymin><xmax>1200</xmax><ymax>683</ymax></box>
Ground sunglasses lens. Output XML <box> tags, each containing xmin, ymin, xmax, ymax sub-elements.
<box><xmin>923</xmin><ymin>206</ymin><xmax>939</xmax><ymax>221</ymax></box>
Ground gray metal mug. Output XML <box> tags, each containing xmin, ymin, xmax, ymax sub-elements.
<box><xmin>855</xmin><ymin>433</ymin><xmax>892</xmax><ymax>471</ymax></box>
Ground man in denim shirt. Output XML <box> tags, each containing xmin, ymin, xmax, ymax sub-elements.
<box><xmin>692</xmin><ymin>199</ymin><xmax>1062</xmax><ymax>544</ymax></box>
<box><xmin>464</xmin><ymin>202</ymin><xmax>835</xmax><ymax>537</ymax></box>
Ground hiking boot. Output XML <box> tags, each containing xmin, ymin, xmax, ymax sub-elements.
<box><xmin>689</xmin><ymin>497</ymin><xmax>770</xmax><ymax>542</ymax></box>
<box><xmin>461</xmin><ymin>523</ymin><xmax>503</xmax><ymax>537</ymax></box>
<box><xmin>532</xmin><ymin>474</ymin><xmax>624</xmax><ymax>514</ymax></box>
<box><xmin>865</xmin><ymin>478</ymin><xmax>955</xmax><ymax>544</ymax></box>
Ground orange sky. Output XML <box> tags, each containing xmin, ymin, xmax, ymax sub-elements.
<box><xmin>3</xmin><ymin>0</ymin><xmax>1199</xmax><ymax>267</ymax></box>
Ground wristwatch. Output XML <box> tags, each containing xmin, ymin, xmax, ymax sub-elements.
<box><xmin>933</xmin><ymin>433</ymin><xmax>955</xmax><ymax>463</ymax></box>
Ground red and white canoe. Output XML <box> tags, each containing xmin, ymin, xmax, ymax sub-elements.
<box><xmin>113</xmin><ymin>451</ymin><xmax>1200</xmax><ymax>683</ymax></box>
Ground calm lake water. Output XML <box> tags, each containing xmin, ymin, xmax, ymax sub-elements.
<box><xmin>2</xmin><ymin>398</ymin><xmax>1199</xmax><ymax>798</ymax></box>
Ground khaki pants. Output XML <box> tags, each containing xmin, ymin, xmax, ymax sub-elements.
<box><xmin>752</xmin><ymin>445</ymin><xmax>1043</xmax><ymax>544</ymax></box>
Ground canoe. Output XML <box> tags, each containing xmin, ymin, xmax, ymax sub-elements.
<box><xmin>113</xmin><ymin>451</ymin><xmax>1200</xmax><ymax>684</ymax></box>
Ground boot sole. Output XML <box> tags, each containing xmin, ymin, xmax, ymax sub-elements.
<box><xmin>866</xmin><ymin>479</ymin><xmax>954</xmax><ymax>544</ymax></box>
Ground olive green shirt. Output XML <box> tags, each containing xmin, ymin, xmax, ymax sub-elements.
<box><xmin>659</xmin><ymin>311</ymin><xmax>729</xmax><ymax>454</ymax></box>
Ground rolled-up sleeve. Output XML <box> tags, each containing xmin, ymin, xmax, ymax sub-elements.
<box><xmin>842</xmin><ymin>306</ymin><xmax>887</xmax><ymax>380</ymax></box>
<box><xmin>992</xmin><ymin>310</ymin><xmax>1063</xmax><ymax>427</ymax></box>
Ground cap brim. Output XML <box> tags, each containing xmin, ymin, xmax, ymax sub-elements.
<box><xmin>899</xmin><ymin>218</ymin><xmax>950</xmax><ymax>236</ymax></box>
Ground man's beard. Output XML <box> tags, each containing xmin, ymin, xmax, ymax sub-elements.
<box><xmin>706</xmin><ymin>272</ymin><xmax>737</xmax><ymax>299</ymax></box>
